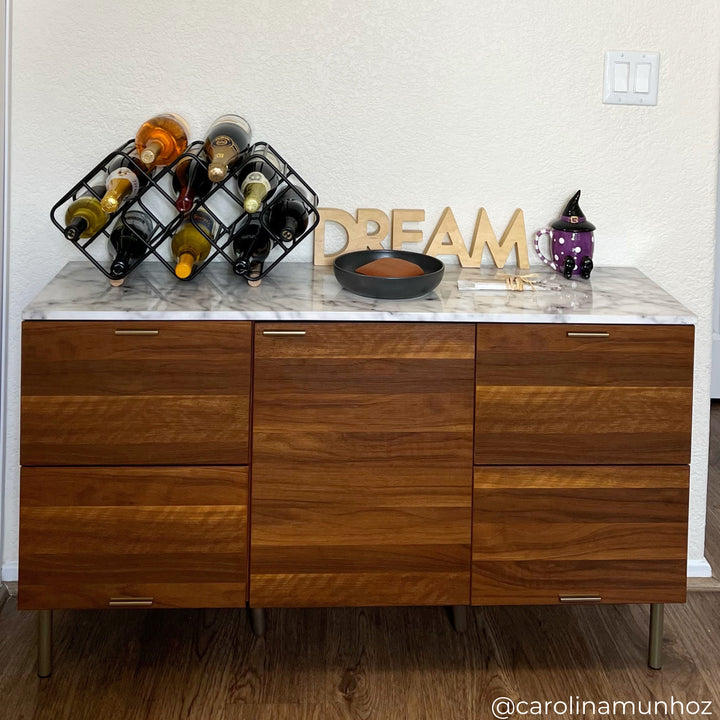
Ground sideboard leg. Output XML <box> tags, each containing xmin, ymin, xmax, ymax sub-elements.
<box><xmin>450</xmin><ymin>605</ymin><xmax>468</xmax><ymax>633</ymax></box>
<box><xmin>250</xmin><ymin>607</ymin><xmax>266</xmax><ymax>637</ymax></box>
<box><xmin>37</xmin><ymin>610</ymin><xmax>53</xmax><ymax>678</ymax></box>
<box><xmin>648</xmin><ymin>603</ymin><xmax>664</xmax><ymax>670</ymax></box>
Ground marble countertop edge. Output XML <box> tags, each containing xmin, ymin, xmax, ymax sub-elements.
<box><xmin>22</xmin><ymin>262</ymin><xmax>697</xmax><ymax>325</ymax></box>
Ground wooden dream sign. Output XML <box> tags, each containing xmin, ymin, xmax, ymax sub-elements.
<box><xmin>313</xmin><ymin>207</ymin><xmax>530</xmax><ymax>269</ymax></box>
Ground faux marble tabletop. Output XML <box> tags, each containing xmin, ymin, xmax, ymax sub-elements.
<box><xmin>23</xmin><ymin>261</ymin><xmax>695</xmax><ymax>325</ymax></box>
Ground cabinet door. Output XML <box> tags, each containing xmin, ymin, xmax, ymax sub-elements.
<box><xmin>251</xmin><ymin>322</ymin><xmax>475</xmax><ymax>607</ymax></box>
<box><xmin>19</xmin><ymin>466</ymin><xmax>247</xmax><ymax>609</ymax></box>
<box><xmin>475</xmin><ymin>324</ymin><xmax>694</xmax><ymax>465</ymax></box>
<box><xmin>472</xmin><ymin>466</ymin><xmax>688</xmax><ymax>605</ymax></box>
<box><xmin>21</xmin><ymin>321</ymin><xmax>251</xmax><ymax>465</ymax></box>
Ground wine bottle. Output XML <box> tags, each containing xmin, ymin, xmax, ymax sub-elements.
<box><xmin>100</xmin><ymin>154</ymin><xmax>152</xmax><ymax>213</ymax></box>
<box><xmin>172</xmin><ymin>148</ymin><xmax>212</xmax><ymax>213</ymax></box>
<box><xmin>204</xmin><ymin>114</ymin><xmax>252</xmax><ymax>182</ymax></box>
<box><xmin>171</xmin><ymin>209</ymin><xmax>216</xmax><ymax>279</ymax></box>
<box><xmin>264</xmin><ymin>187</ymin><xmax>311</xmax><ymax>242</ymax></box>
<box><xmin>236</xmin><ymin>147</ymin><xmax>287</xmax><ymax>213</ymax></box>
<box><xmin>135</xmin><ymin>113</ymin><xmax>190</xmax><ymax>168</ymax></box>
<box><xmin>64</xmin><ymin>185</ymin><xmax>108</xmax><ymax>241</ymax></box>
<box><xmin>231</xmin><ymin>217</ymin><xmax>274</xmax><ymax>277</ymax></box>
<box><xmin>108</xmin><ymin>211</ymin><xmax>155</xmax><ymax>284</ymax></box>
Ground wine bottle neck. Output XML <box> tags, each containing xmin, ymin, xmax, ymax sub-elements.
<box><xmin>110</xmin><ymin>249</ymin><xmax>131</xmax><ymax>276</ymax></box>
<box><xmin>176</xmin><ymin>188</ymin><xmax>195</xmax><ymax>213</ymax></box>
<box><xmin>175</xmin><ymin>252</ymin><xmax>196</xmax><ymax>279</ymax></box>
<box><xmin>140</xmin><ymin>139</ymin><xmax>163</xmax><ymax>166</ymax></box>
<box><xmin>243</xmin><ymin>182</ymin><xmax>268</xmax><ymax>213</ymax></box>
<box><xmin>101</xmin><ymin>179</ymin><xmax>131</xmax><ymax>213</ymax></box>
<box><xmin>64</xmin><ymin>216</ymin><xmax>88</xmax><ymax>241</ymax></box>
<box><xmin>280</xmin><ymin>216</ymin><xmax>300</xmax><ymax>241</ymax></box>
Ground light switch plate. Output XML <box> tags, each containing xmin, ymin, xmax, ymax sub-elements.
<box><xmin>603</xmin><ymin>51</ymin><xmax>659</xmax><ymax>106</ymax></box>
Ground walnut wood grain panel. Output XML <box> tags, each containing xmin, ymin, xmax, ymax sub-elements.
<box><xmin>251</xmin><ymin>322</ymin><xmax>475</xmax><ymax>607</ymax></box>
<box><xmin>21</xmin><ymin>321</ymin><xmax>251</xmax><ymax>465</ymax></box>
<box><xmin>472</xmin><ymin>466</ymin><xmax>688</xmax><ymax>605</ymax></box>
<box><xmin>475</xmin><ymin>324</ymin><xmax>693</xmax><ymax>465</ymax></box>
<box><xmin>19</xmin><ymin>466</ymin><xmax>247</xmax><ymax>610</ymax></box>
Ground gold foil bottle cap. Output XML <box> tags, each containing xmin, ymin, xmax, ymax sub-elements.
<box><xmin>243</xmin><ymin>183</ymin><xmax>266</xmax><ymax>213</ymax></box>
<box><xmin>140</xmin><ymin>148</ymin><xmax>156</xmax><ymax>165</ymax></box>
<box><xmin>109</xmin><ymin>278</ymin><xmax>125</xmax><ymax>287</ymax></box>
<box><xmin>208</xmin><ymin>163</ymin><xmax>228</xmax><ymax>182</ymax></box>
<box><xmin>100</xmin><ymin>195</ymin><xmax>119</xmax><ymax>213</ymax></box>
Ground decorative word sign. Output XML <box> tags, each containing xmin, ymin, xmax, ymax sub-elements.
<box><xmin>313</xmin><ymin>207</ymin><xmax>529</xmax><ymax>269</ymax></box>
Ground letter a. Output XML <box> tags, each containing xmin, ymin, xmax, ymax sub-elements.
<box><xmin>469</xmin><ymin>208</ymin><xmax>530</xmax><ymax>269</ymax></box>
<box><xmin>424</xmin><ymin>207</ymin><xmax>473</xmax><ymax>266</ymax></box>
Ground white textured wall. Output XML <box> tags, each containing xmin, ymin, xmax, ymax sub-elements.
<box><xmin>2</xmin><ymin>0</ymin><xmax>719</xmax><ymax>577</ymax></box>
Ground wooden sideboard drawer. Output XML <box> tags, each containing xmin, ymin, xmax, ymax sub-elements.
<box><xmin>21</xmin><ymin>321</ymin><xmax>252</xmax><ymax>465</ymax></box>
<box><xmin>472</xmin><ymin>466</ymin><xmax>688</xmax><ymax>605</ymax></box>
<box><xmin>251</xmin><ymin>322</ymin><xmax>475</xmax><ymax>607</ymax></box>
<box><xmin>474</xmin><ymin>324</ymin><xmax>694</xmax><ymax>465</ymax></box>
<box><xmin>18</xmin><ymin>466</ymin><xmax>248</xmax><ymax>609</ymax></box>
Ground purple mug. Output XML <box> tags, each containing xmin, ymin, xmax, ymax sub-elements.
<box><xmin>534</xmin><ymin>190</ymin><xmax>595</xmax><ymax>279</ymax></box>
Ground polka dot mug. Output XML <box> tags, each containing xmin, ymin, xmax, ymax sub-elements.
<box><xmin>534</xmin><ymin>225</ymin><xmax>595</xmax><ymax>279</ymax></box>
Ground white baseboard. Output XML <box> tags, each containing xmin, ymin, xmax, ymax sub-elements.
<box><xmin>1</xmin><ymin>561</ymin><xmax>17</xmax><ymax>582</ymax></box>
<box><xmin>687</xmin><ymin>557</ymin><xmax>713</xmax><ymax>578</ymax></box>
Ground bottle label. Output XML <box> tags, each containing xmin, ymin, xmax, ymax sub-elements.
<box><xmin>107</xmin><ymin>167</ymin><xmax>140</xmax><ymax>196</ymax></box>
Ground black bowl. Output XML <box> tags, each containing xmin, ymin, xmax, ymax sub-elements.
<box><xmin>333</xmin><ymin>250</ymin><xmax>445</xmax><ymax>300</ymax></box>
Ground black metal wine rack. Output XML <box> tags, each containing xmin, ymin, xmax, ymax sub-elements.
<box><xmin>50</xmin><ymin>139</ymin><xmax>319</xmax><ymax>283</ymax></box>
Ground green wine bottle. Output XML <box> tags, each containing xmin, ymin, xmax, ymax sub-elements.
<box><xmin>64</xmin><ymin>186</ymin><xmax>108</xmax><ymax>240</ymax></box>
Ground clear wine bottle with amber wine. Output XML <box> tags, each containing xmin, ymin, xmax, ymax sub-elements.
<box><xmin>204</xmin><ymin>114</ymin><xmax>252</xmax><ymax>182</ymax></box>
<box><xmin>64</xmin><ymin>185</ymin><xmax>108</xmax><ymax>240</ymax></box>
<box><xmin>231</xmin><ymin>217</ymin><xmax>274</xmax><ymax>277</ymax></box>
<box><xmin>107</xmin><ymin>211</ymin><xmax>155</xmax><ymax>285</ymax></box>
<box><xmin>171</xmin><ymin>209</ymin><xmax>216</xmax><ymax>279</ymax></box>
<box><xmin>135</xmin><ymin>113</ymin><xmax>190</xmax><ymax>169</ymax></box>
<box><xmin>172</xmin><ymin>147</ymin><xmax>212</xmax><ymax>213</ymax></box>
<box><xmin>236</xmin><ymin>147</ymin><xmax>287</xmax><ymax>213</ymax></box>
<box><xmin>264</xmin><ymin>187</ymin><xmax>310</xmax><ymax>242</ymax></box>
<box><xmin>101</xmin><ymin>154</ymin><xmax>153</xmax><ymax>213</ymax></box>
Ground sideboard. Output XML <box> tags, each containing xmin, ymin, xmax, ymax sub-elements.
<box><xmin>18</xmin><ymin>262</ymin><xmax>695</xmax><ymax>676</ymax></box>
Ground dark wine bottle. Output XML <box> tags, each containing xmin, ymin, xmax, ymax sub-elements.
<box><xmin>236</xmin><ymin>147</ymin><xmax>287</xmax><ymax>213</ymax></box>
<box><xmin>204</xmin><ymin>114</ymin><xmax>252</xmax><ymax>182</ymax></box>
<box><xmin>108</xmin><ymin>211</ymin><xmax>154</xmax><ymax>284</ymax></box>
<box><xmin>172</xmin><ymin>148</ymin><xmax>212</xmax><ymax>212</ymax></box>
<box><xmin>264</xmin><ymin>187</ymin><xmax>311</xmax><ymax>242</ymax></box>
<box><xmin>101</xmin><ymin>154</ymin><xmax>153</xmax><ymax>213</ymax></box>
<box><xmin>64</xmin><ymin>185</ymin><xmax>108</xmax><ymax>240</ymax></box>
<box><xmin>231</xmin><ymin>218</ymin><xmax>274</xmax><ymax>276</ymax></box>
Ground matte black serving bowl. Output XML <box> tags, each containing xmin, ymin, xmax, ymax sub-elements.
<box><xmin>333</xmin><ymin>250</ymin><xmax>445</xmax><ymax>300</ymax></box>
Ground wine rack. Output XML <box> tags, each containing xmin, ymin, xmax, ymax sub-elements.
<box><xmin>50</xmin><ymin>140</ymin><xmax>319</xmax><ymax>283</ymax></box>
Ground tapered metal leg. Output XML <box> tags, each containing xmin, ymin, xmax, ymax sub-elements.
<box><xmin>648</xmin><ymin>603</ymin><xmax>664</xmax><ymax>670</ymax></box>
<box><xmin>37</xmin><ymin>610</ymin><xmax>53</xmax><ymax>678</ymax></box>
<box><xmin>450</xmin><ymin>605</ymin><xmax>467</xmax><ymax>633</ymax></box>
<box><xmin>250</xmin><ymin>607</ymin><xmax>266</xmax><ymax>637</ymax></box>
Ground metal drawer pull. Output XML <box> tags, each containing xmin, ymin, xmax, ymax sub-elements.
<box><xmin>109</xmin><ymin>597</ymin><xmax>154</xmax><ymax>607</ymax></box>
<box><xmin>559</xmin><ymin>595</ymin><xmax>602</xmax><ymax>603</ymax></box>
<box><xmin>114</xmin><ymin>330</ymin><xmax>159</xmax><ymax>336</ymax></box>
<box><xmin>262</xmin><ymin>330</ymin><xmax>307</xmax><ymax>336</ymax></box>
<box><xmin>566</xmin><ymin>332</ymin><xmax>610</xmax><ymax>338</ymax></box>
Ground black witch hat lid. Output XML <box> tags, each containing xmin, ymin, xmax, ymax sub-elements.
<box><xmin>551</xmin><ymin>190</ymin><xmax>596</xmax><ymax>232</ymax></box>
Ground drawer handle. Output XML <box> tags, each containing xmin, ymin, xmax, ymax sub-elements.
<box><xmin>566</xmin><ymin>332</ymin><xmax>610</xmax><ymax>338</ymax></box>
<box><xmin>559</xmin><ymin>595</ymin><xmax>602</xmax><ymax>604</ymax></box>
<box><xmin>109</xmin><ymin>597</ymin><xmax>154</xmax><ymax>607</ymax></box>
<box><xmin>114</xmin><ymin>330</ymin><xmax>159</xmax><ymax>336</ymax></box>
<box><xmin>262</xmin><ymin>330</ymin><xmax>307</xmax><ymax>336</ymax></box>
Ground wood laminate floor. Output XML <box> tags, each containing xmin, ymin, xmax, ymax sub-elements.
<box><xmin>1</xmin><ymin>407</ymin><xmax>719</xmax><ymax>720</ymax></box>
